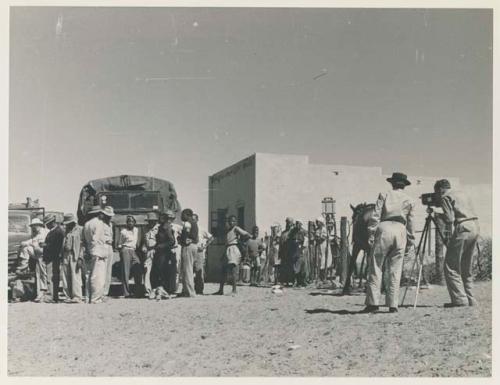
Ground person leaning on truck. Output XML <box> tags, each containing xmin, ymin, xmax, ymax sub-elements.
<box><xmin>117</xmin><ymin>215</ymin><xmax>142</xmax><ymax>298</ymax></box>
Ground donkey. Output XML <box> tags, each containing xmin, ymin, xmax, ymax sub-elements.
<box><xmin>342</xmin><ymin>202</ymin><xmax>375</xmax><ymax>295</ymax></box>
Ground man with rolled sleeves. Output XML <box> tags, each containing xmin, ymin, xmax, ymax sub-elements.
<box><xmin>434</xmin><ymin>179</ymin><xmax>480</xmax><ymax>307</ymax></box>
<box><xmin>362</xmin><ymin>172</ymin><xmax>415</xmax><ymax>313</ymax></box>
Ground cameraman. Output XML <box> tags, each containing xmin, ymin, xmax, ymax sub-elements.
<box><xmin>434</xmin><ymin>179</ymin><xmax>480</xmax><ymax>307</ymax></box>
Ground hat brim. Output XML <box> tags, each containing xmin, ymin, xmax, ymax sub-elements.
<box><xmin>44</xmin><ymin>218</ymin><xmax>56</xmax><ymax>225</ymax></box>
<box><xmin>29</xmin><ymin>223</ymin><xmax>43</xmax><ymax>227</ymax></box>
<box><xmin>63</xmin><ymin>219</ymin><xmax>76</xmax><ymax>225</ymax></box>
<box><xmin>386</xmin><ymin>178</ymin><xmax>411</xmax><ymax>186</ymax></box>
<box><xmin>101</xmin><ymin>211</ymin><xmax>114</xmax><ymax>217</ymax></box>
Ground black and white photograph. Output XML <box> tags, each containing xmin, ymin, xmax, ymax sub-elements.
<box><xmin>2</xmin><ymin>0</ymin><xmax>495</xmax><ymax>380</ymax></box>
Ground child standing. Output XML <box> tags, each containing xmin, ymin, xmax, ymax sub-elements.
<box><xmin>246</xmin><ymin>226</ymin><xmax>265</xmax><ymax>286</ymax></box>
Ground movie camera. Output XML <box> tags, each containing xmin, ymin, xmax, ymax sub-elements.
<box><xmin>420</xmin><ymin>192</ymin><xmax>441</xmax><ymax>207</ymax></box>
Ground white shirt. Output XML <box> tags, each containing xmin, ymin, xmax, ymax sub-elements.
<box><xmin>118</xmin><ymin>227</ymin><xmax>138</xmax><ymax>249</ymax></box>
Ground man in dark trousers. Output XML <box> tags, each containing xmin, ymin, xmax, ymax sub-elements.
<box><xmin>43</xmin><ymin>214</ymin><xmax>65</xmax><ymax>302</ymax></box>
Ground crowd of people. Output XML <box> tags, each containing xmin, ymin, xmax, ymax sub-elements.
<box><xmin>11</xmin><ymin>173</ymin><xmax>481</xmax><ymax>313</ymax></box>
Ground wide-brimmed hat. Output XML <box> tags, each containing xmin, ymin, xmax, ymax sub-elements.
<box><xmin>44</xmin><ymin>214</ymin><xmax>57</xmax><ymax>225</ymax></box>
<box><xmin>101</xmin><ymin>206</ymin><xmax>115</xmax><ymax>217</ymax></box>
<box><xmin>62</xmin><ymin>213</ymin><xmax>76</xmax><ymax>225</ymax></box>
<box><xmin>29</xmin><ymin>218</ymin><xmax>44</xmax><ymax>227</ymax></box>
<box><xmin>146</xmin><ymin>212</ymin><xmax>159</xmax><ymax>222</ymax></box>
<box><xmin>88</xmin><ymin>205</ymin><xmax>102</xmax><ymax>214</ymax></box>
<box><xmin>386</xmin><ymin>172</ymin><xmax>411</xmax><ymax>186</ymax></box>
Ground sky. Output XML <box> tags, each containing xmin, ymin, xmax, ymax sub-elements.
<box><xmin>9</xmin><ymin>7</ymin><xmax>492</xmax><ymax>225</ymax></box>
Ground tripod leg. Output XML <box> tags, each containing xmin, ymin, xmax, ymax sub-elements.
<box><xmin>414</xmin><ymin>218</ymin><xmax>430</xmax><ymax>309</ymax></box>
<box><xmin>401</xmin><ymin>218</ymin><xmax>429</xmax><ymax>306</ymax></box>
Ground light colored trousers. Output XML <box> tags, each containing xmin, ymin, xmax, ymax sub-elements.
<box><xmin>103</xmin><ymin>246</ymin><xmax>114</xmax><ymax>296</ymax></box>
<box><xmin>444</xmin><ymin>221</ymin><xmax>480</xmax><ymax>306</ymax></box>
<box><xmin>143</xmin><ymin>249</ymin><xmax>155</xmax><ymax>295</ymax></box>
<box><xmin>88</xmin><ymin>255</ymin><xmax>107</xmax><ymax>303</ymax></box>
<box><xmin>35</xmin><ymin>257</ymin><xmax>50</xmax><ymax>296</ymax></box>
<box><xmin>365</xmin><ymin>221</ymin><xmax>406</xmax><ymax>308</ymax></box>
<box><xmin>61</xmin><ymin>254</ymin><xmax>83</xmax><ymax>300</ymax></box>
<box><xmin>180</xmin><ymin>244</ymin><xmax>197</xmax><ymax>297</ymax></box>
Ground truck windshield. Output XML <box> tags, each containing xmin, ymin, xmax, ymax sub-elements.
<box><xmin>98</xmin><ymin>192</ymin><xmax>160</xmax><ymax>211</ymax></box>
<box><xmin>130</xmin><ymin>192</ymin><xmax>159</xmax><ymax>210</ymax></box>
<box><xmin>9</xmin><ymin>215</ymin><xmax>30</xmax><ymax>234</ymax></box>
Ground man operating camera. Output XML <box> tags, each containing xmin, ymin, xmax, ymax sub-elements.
<box><xmin>434</xmin><ymin>179</ymin><xmax>480</xmax><ymax>308</ymax></box>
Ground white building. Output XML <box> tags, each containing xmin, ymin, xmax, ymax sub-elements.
<box><xmin>205</xmin><ymin>153</ymin><xmax>491</xmax><ymax>281</ymax></box>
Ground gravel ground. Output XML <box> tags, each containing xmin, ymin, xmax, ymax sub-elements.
<box><xmin>8</xmin><ymin>281</ymin><xmax>491</xmax><ymax>377</ymax></box>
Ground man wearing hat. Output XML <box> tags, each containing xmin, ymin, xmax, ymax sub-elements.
<box><xmin>362</xmin><ymin>172</ymin><xmax>415</xmax><ymax>313</ymax></box>
<box><xmin>142</xmin><ymin>212</ymin><xmax>159</xmax><ymax>299</ymax></box>
<box><xmin>16</xmin><ymin>218</ymin><xmax>47</xmax><ymax>275</ymax></box>
<box><xmin>434</xmin><ymin>179</ymin><xmax>480</xmax><ymax>307</ymax></box>
<box><xmin>61</xmin><ymin>214</ymin><xmax>84</xmax><ymax>303</ymax></box>
<box><xmin>43</xmin><ymin>214</ymin><xmax>65</xmax><ymax>302</ymax></box>
<box><xmin>83</xmin><ymin>205</ymin><xmax>114</xmax><ymax>303</ymax></box>
<box><xmin>101</xmin><ymin>206</ymin><xmax>116</xmax><ymax>298</ymax></box>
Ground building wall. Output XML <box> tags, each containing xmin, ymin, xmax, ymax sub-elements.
<box><xmin>254</xmin><ymin>153</ymin><xmax>462</xmax><ymax>237</ymax></box>
<box><xmin>206</xmin><ymin>154</ymin><xmax>256</xmax><ymax>281</ymax></box>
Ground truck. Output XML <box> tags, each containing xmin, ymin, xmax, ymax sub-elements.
<box><xmin>76</xmin><ymin>175</ymin><xmax>181</xmax><ymax>282</ymax></box>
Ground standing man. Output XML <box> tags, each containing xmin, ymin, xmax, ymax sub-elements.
<box><xmin>102</xmin><ymin>206</ymin><xmax>115</xmax><ymax>298</ymax></box>
<box><xmin>61</xmin><ymin>214</ymin><xmax>84</xmax><ymax>303</ymax></box>
<box><xmin>315</xmin><ymin>217</ymin><xmax>328</xmax><ymax>282</ymax></box>
<box><xmin>83</xmin><ymin>206</ymin><xmax>113</xmax><ymax>304</ymax></box>
<box><xmin>117</xmin><ymin>215</ymin><xmax>141</xmax><ymax>298</ymax></box>
<box><xmin>142</xmin><ymin>212</ymin><xmax>159</xmax><ymax>299</ymax></box>
<box><xmin>434</xmin><ymin>179</ymin><xmax>480</xmax><ymax>307</ymax></box>
<box><xmin>179</xmin><ymin>209</ymin><xmax>199</xmax><ymax>297</ymax></box>
<box><xmin>43</xmin><ymin>214</ymin><xmax>65</xmax><ymax>302</ymax></box>
<box><xmin>214</xmin><ymin>215</ymin><xmax>251</xmax><ymax>296</ymax></box>
<box><xmin>362</xmin><ymin>172</ymin><xmax>415</xmax><ymax>313</ymax></box>
<box><xmin>279</xmin><ymin>217</ymin><xmax>294</xmax><ymax>286</ymax></box>
<box><xmin>192</xmin><ymin>213</ymin><xmax>213</xmax><ymax>295</ymax></box>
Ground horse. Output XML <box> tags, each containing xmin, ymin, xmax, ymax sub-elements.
<box><xmin>342</xmin><ymin>202</ymin><xmax>375</xmax><ymax>294</ymax></box>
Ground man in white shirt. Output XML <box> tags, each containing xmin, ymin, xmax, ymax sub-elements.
<box><xmin>83</xmin><ymin>206</ymin><xmax>114</xmax><ymax>304</ymax></box>
<box><xmin>362</xmin><ymin>172</ymin><xmax>415</xmax><ymax>313</ymax></box>
<box><xmin>117</xmin><ymin>215</ymin><xmax>141</xmax><ymax>297</ymax></box>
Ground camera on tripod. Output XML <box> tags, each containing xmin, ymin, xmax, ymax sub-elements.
<box><xmin>420</xmin><ymin>192</ymin><xmax>440</xmax><ymax>207</ymax></box>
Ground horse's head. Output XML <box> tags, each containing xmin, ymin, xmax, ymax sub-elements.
<box><xmin>350</xmin><ymin>202</ymin><xmax>375</xmax><ymax>225</ymax></box>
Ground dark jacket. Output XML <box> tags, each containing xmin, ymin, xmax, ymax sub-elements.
<box><xmin>43</xmin><ymin>225</ymin><xmax>65</xmax><ymax>262</ymax></box>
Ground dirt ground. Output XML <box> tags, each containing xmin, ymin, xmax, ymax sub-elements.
<box><xmin>8</xmin><ymin>281</ymin><xmax>491</xmax><ymax>377</ymax></box>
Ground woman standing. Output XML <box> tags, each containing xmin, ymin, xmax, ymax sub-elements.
<box><xmin>117</xmin><ymin>215</ymin><xmax>141</xmax><ymax>298</ymax></box>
